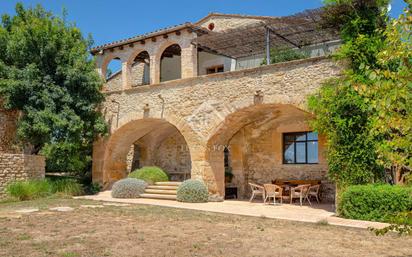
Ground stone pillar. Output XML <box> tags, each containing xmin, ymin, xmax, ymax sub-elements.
<box><xmin>121</xmin><ymin>59</ymin><xmax>132</xmax><ymax>90</ymax></box>
<box><xmin>94</xmin><ymin>54</ymin><xmax>105</xmax><ymax>80</ymax></box>
<box><xmin>150</xmin><ymin>54</ymin><xmax>160</xmax><ymax>85</ymax></box>
<box><xmin>180</xmin><ymin>42</ymin><xmax>198</xmax><ymax>79</ymax></box>
<box><xmin>191</xmin><ymin>144</ymin><xmax>224</xmax><ymax>197</ymax></box>
<box><xmin>92</xmin><ymin>137</ymin><xmax>107</xmax><ymax>185</ymax></box>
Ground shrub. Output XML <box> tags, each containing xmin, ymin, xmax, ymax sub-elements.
<box><xmin>50</xmin><ymin>178</ymin><xmax>83</xmax><ymax>196</ymax></box>
<box><xmin>262</xmin><ymin>48</ymin><xmax>309</xmax><ymax>65</ymax></box>
<box><xmin>339</xmin><ymin>184</ymin><xmax>412</xmax><ymax>222</ymax></box>
<box><xmin>87</xmin><ymin>182</ymin><xmax>102</xmax><ymax>195</ymax></box>
<box><xmin>111</xmin><ymin>178</ymin><xmax>147</xmax><ymax>198</ymax></box>
<box><xmin>128</xmin><ymin>166</ymin><xmax>168</xmax><ymax>185</ymax></box>
<box><xmin>6</xmin><ymin>180</ymin><xmax>52</xmax><ymax>201</ymax></box>
<box><xmin>176</xmin><ymin>179</ymin><xmax>209</xmax><ymax>203</ymax></box>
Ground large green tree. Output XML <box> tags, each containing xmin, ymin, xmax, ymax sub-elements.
<box><xmin>0</xmin><ymin>3</ymin><xmax>106</xmax><ymax>174</ymax></box>
<box><xmin>309</xmin><ymin>0</ymin><xmax>411</xmax><ymax>186</ymax></box>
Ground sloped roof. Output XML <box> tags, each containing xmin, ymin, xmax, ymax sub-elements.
<box><xmin>194</xmin><ymin>12</ymin><xmax>279</xmax><ymax>25</ymax></box>
<box><xmin>90</xmin><ymin>23</ymin><xmax>207</xmax><ymax>54</ymax></box>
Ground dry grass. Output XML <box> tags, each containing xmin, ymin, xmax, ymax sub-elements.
<box><xmin>0</xmin><ymin>198</ymin><xmax>411</xmax><ymax>257</ymax></box>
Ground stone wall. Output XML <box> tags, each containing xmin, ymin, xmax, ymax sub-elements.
<box><xmin>0</xmin><ymin>105</ymin><xmax>19</xmax><ymax>153</ymax></box>
<box><xmin>94</xmin><ymin>57</ymin><xmax>343</xmax><ymax>197</ymax></box>
<box><xmin>125</xmin><ymin>130</ymin><xmax>191</xmax><ymax>181</ymax></box>
<box><xmin>106</xmin><ymin>62</ymin><xmax>148</xmax><ymax>91</ymax></box>
<box><xmin>153</xmin><ymin>132</ymin><xmax>191</xmax><ymax>181</ymax></box>
<box><xmin>0</xmin><ymin>153</ymin><xmax>45</xmax><ymax>198</ymax></box>
<box><xmin>226</xmin><ymin>111</ymin><xmax>335</xmax><ymax>202</ymax></box>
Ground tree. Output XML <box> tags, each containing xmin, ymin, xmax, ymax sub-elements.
<box><xmin>308</xmin><ymin>0</ymin><xmax>390</xmax><ymax>187</ymax></box>
<box><xmin>0</xmin><ymin>3</ymin><xmax>106</xmax><ymax>174</ymax></box>
<box><xmin>310</xmin><ymin>0</ymin><xmax>412</xmax><ymax>186</ymax></box>
<box><xmin>360</xmin><ymin>2</ymin><xmax>412</xmax><ymax>184</ymax></box>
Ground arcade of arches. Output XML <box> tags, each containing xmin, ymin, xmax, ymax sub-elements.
<box><xmin>93</xmin><ymin>56</ymin><xmax>342</xmax><ymax>201</ymax></box>
<box><xmin>96</xmin><ymin>104</ymin><xmax>334</xmax><ymax>201</ymax></box>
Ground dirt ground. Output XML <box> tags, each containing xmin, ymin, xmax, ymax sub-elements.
<box><xmin>0</xmin><ymin>198</ymin><xmax>411</xmax><ymax>257</ymax></box>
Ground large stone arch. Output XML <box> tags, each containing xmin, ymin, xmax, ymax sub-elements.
<box><xmin>203</xmin><ymin>103</ymin><xmax>320</xmax><ymax>197</ymax></box>
<box><xmin>100</xmin><ymin>117</ymin><xmax>196</xmax><ymax>188</ymax></box>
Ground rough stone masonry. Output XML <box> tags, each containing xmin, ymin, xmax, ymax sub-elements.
<box><xmin>0</xmin><ymin>102</ymin><xmax>45</xmax><ymax>198</ymax></box>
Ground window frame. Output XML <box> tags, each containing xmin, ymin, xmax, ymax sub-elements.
<box><xmin>282</xmin><ymin>131</ymin><xmax>319</xmax><ymax>164</ymax></box>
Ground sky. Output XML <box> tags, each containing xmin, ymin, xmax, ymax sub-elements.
<box><xmin>0</xmin><ymin>0</ymin><xmax>408</xmax><ymax>71</ymax></box>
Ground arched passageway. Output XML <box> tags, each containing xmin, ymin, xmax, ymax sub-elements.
<box><xmin>102</xmin><ymin>118</ymin><xmax>191</xmax><ymax>187</ymax></box>
<box><xmin>205</xmin><ymin>104</ymin><xmax>327</xmax><ymax>198</ymax></box>
<box><xmin>160</xmin><ymin>44</ymin><xmax>181</xmax><ymax>82</ymax></box>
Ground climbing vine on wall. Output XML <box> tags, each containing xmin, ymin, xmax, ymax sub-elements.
<box><xmin>309</xmin><ymin>0</ymin><xmax>411</xmax><ymax>186</ymax></box>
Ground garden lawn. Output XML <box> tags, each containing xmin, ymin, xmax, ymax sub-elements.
<box><xmin>0</xmin><ymin>198</ymin><xmax>411</xmax><ymax>257</ymax></box>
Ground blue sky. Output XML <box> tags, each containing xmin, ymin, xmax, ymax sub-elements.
<box><xmin>1</xmin><ymin>0</ymin><xmax>408</xmax><ymax>71</ymax></box>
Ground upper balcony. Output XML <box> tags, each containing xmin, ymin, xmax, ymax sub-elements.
<box><xmin>91</xmin><ymin>8</ymin><xmax>340</xmax><ymax>93</ymax></box>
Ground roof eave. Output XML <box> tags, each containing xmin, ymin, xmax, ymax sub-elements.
<box><xmin>90</xmin><ymin>23</ymin><xmax>207</xmax><ymax>55</ymax></box>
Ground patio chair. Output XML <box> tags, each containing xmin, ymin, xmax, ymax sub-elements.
<box><xmin>263</xmin><ymin>184</ymin><xmax>283</xmax><ymax>205</ymax></box>
<box><xmin>307</xmin><ymin>184</ymin><xmax>321</xmax><ymax>203</ymax></box>
<box><xmin>248</xmin><ymin>183</ymin><xmax>265</xmax><ymax>202</ymax></box>
<box><xmin>290</xmin><ymin>184</ymin><xmax>311</xmax><ymax>206</ymax></box>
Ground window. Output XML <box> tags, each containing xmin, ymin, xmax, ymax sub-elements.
<box><xmin>206</xmin><ymin>65</ymin><xmax>224</xmax><ymax>74</ymax></box>
<box><xmin>283</xmin><ymin>132</ymin><xmax>318</xmax><ymax>164</ymax></box>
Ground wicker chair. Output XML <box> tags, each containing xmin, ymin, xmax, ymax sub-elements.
<box><xmin>290</xmin><ymin>184</ymin><xmax>311</xmax><ymax>206</ymax></box>
<box><xmin>263</xmin><ymin>184</ymin><xmax>283</xmax><ymax>205</ymax></box>
<box><xmin>248</xmin><ymin>183</ymin><xmax>265</xmax><ymax>202</ymax></box>
<box><xmin>307</xmin><ymin>184</ymin><xmax>321</xmax><ymax>203</ymax></box>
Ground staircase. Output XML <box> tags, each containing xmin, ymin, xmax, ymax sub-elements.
<box><xmin>140</xmin><ymin>181</ymin><xmax>181</xmax><ymax>200</ymax></box>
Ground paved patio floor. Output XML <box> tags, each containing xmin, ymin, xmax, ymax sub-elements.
<box><xmin>76</xmin><ymin>190</ymin><xmax>388</xmax><ymax>230</ymax></box>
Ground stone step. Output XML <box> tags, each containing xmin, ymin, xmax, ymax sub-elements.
<box><xmin>147</xmin><ymin>185</ymin><xmax>178</xmax><ymax>190</ymax></box>
<box><xmin>144</xmin><ymin>189</ymin><xmax>177</xmax><ymax>195</ymax></box>
<box><xmin>140</xmin><ymin>193</ymin><xmax>177</xmax><ymax>200</ymax></box>
<box><xmin>155</xmin><ymin>181</ymin><xmax>182</xmax><ymax>186</ymax></box>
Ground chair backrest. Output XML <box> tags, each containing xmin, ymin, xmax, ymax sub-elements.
<box><xmin>293</xmin><ymin>184</ymin><xmax>311</xmax><ymax>195</ymax></box>
<box><xmin>249</xmin><ymin>183</ymin><xmax>264</xmax><ymax>192</ymax></box>
<box><xmin>309</xmin><ymin>184</ymin><xmax>320</xmax><ymax>194</ymax></box>
<box><xmin>264</xmin><ymin>184</ymin><xmax>281</xmax><ymax>195</ymax></box>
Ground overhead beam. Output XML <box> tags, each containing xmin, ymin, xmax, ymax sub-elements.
<box><xmin>266</xmin><ymin>26</ymin><xmax>301</xmax><ymax>48</ymax></box>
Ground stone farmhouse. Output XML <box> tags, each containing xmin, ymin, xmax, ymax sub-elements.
<box><xmin>91</xmin><ymin>8</ymin><xmax>342</xmax><ymax>201</ymax></box>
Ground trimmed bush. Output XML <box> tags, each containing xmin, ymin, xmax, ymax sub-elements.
<box><xmin>176</xmin><ymin>179</ymin><xmax>209</xmax><ymax>203</ymax></box>
<box><xmin>111</xmin><ymin>178</ymin><xmax>147</xmax><ymax>198</ymax></box>
<box><xmin>339</xmin><ymin>184</ymin><xmax>412</xmax><ymax>222</ymax></box>
<box><xmin>50</xmin><ymin>178</ymin><xmax>84</xmax><ymax>196</ymax></box>
<box><xmin>6</xmin><ymin>180</ymin><xmax>52</xmax><ymax>201</ymax></box>
<box><xmin>128</xmin><ymin>166</ymin><xmax>168</xmax><ymax>185</ymax></box>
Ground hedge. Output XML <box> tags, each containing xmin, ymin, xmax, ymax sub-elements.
<box><xmin>338</xmin><ymin>184</ymin><xmax>412</xmax><ymax>222</ymax></box>
<box><xmin>128</xmin><ymin>166</ymin><xmax>168</xmax><ymax>184</ymax></box>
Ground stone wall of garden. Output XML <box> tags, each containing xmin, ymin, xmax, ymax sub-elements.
<box><xmin>0</xmin><ymin>153</ymin><xmax>46</xmax><ymax>198</ymax></box>
<box><xmin>0</xmin><ymin>102</ymin><xmax>46</xmax><ymax>198</ymax></box>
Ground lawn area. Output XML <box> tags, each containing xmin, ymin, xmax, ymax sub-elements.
<box><xmin>0</xmin><ymin>198</ymin><xmax>411</xmax><ymax>257</ymax></box>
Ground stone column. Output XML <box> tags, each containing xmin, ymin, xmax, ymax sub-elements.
<box><xmin>150</xmin><ymin>54</ymin><xmax>160</xmax><ymax>85</ymax></box>
<box><xmin>191</xmin><ymin>144</ymin><xmax>225</xmax><ymax>197</ymax></box>
<box><xmin>94</xmin><ymin>54</ymin><xmax>105</xmax><ymax>80</ymax></box>
<box><xmin>121</xmin><ymin>59</ymin><xmax>131</xmax><ymax>90</ymax></box>
<box><xmin>180</xmin><ymin>42</ymin><xmax>198</xmax><ymax>79</ymax></box>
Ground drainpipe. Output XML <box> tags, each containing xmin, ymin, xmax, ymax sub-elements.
<box><xmin>158</xmin><ymin>94</ymin><xmax>165</xmax><ymax>119</ymax></box>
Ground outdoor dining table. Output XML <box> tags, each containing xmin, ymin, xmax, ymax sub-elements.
<box><xmin>272</xmin><ymin>182</ymin><xmax>299</xmax><ymax>198</ymax></box>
